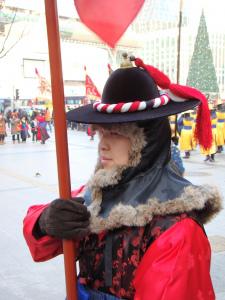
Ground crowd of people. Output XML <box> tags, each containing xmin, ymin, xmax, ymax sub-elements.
<box><xmin>0</xmin><ymin>107</ymin><xmax>52</xmax><ymax>145</ymax></box>
<box><xmin>169</xmin><ymin>102</ymin><xmax>225</xmax><ymax>162</ymax></box>
<box><xmin>1</xmin><ymin>101</ymin><xmax>224</xmax><ymax>174</ymax></box>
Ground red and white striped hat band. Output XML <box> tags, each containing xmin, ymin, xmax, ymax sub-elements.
<box><xmin>93</xmin><ymin>94</ymin><xmax>170</xmax><ymax>113</ymax></box>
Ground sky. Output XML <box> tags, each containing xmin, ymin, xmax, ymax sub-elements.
<box><xmin>3</xmin><ymin>0</ymin><xmax>225</xmax><ymax>31</ymax></box>
<box><xmin>4</xmin><ymin>0</ymin><xmax>225</xmax><ymax>19</ymax></box>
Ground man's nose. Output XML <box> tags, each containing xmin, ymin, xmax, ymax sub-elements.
<box><xmin>99</xmin><ymin>135</ymin><xmax>110</xmax><ymax>151</ymax></box>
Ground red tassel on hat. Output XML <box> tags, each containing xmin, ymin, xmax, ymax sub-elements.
<box><xmin>169</xmin><ymin>84</ymin><xmax>212</xmax><ymax>150</ymax></box>
<box><xmin>134</xmin><ymin>58</ymin><xmax>171</xmax><ymax>89</ymax></box>
<box><xmin>134</xmin><ymin>57</ymin><xmax>212</xmax><ymax>150</ymax></box>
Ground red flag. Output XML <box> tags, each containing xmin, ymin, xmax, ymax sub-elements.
<box><xmin>84</xmin><ymin>66</ymin><xmax>101</xmax><ymax>100</ymax></box>
<box><xmin>107</xmin><ymin>63</ymin><xmax>113</xmax><ymax>75</ymax></box>
<box><xmin>35</xmin><ymin>68</ymin><xmax>51</xmax><ymax>94</ymax></box>
<box><xmin>74</xmin><ymin>0</ymin><xmax>145</xmax><ymax>48</ymax></box>
<box><xmin>35</xmin><ymin>67</ymin><xmax>39</xmax><ymax>76</ymax></box>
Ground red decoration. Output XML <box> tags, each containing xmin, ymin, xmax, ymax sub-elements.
<box><xmin>74</xmin><ymin>0</ymin><xmax>145</xmax><ymax>48</ymax></box>
<box><xmin>107</xmin><ymin>64</ymin><xmax>113</xmax><ymax>75</ymax></box>
<box><xmin>134</xmin><ymin>57</ymin><xmax>212</xmax><ymax>150</ymax></box>
<box><xmin>35</xmin><ymin>67</ymin><xmax>51</xmax><ymax>94</ymax></box>
<box><xmin>84</xmin><ymin>66</ymin><xmax>101</xmax><ymax>100</ymax></box>
<box><xmin>135</xmin><ymin>58</ymin><xmax>171</xmax><ymax>89</ymax></box>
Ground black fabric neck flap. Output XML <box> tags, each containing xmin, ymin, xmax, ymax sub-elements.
<box><xmin>98</xmin><ymin>164</ymin><xmax>191</xmax><ymax>218</ymax></box>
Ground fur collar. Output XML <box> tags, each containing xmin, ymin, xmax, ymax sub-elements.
<box><xmin>87</xmin><ymin>184</ymin><xmax>222</xmax><ymax>234</ymax></box>
<box><xmin>86</xmin><ymin>168</ymin><xmax>223</xmax><ymax>234</ymax></box>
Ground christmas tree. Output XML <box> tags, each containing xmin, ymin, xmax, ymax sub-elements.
<box><xmin>186</xmin><ymin>11</ymin><xmax>219</xmax><ymax>95</ymax></box>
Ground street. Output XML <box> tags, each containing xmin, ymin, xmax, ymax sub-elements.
<box><xmin>0</xmin><ymin>128</ymin><xmax>224</xmax><ymax>300</ymax></box>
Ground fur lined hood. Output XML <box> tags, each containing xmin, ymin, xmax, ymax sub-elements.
<box><xmin>85</xmin><ymin>122</ymin><xmax>223</xmax><ymax>234</ymax></box>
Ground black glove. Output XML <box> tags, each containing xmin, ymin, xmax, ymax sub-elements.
<box><xmin>37</xmin><ymin>197</ymin><xmax>90</xmax><ymax>240</ymax></box>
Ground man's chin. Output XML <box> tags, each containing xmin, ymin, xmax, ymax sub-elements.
<box><xmin>101</xmin><ymin>160</ymin><xmax>113</xmax><ymax>169</ymax></box>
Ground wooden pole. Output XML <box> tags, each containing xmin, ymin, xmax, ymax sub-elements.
<box><xmin>44</xmin><ymin>1</ymin><xmax>77</xmax><ymax>299</ymax></box>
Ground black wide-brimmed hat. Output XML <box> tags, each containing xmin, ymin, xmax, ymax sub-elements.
<box><xmin>67</xmin><ymin>56</ymin><xmax>212</xmax><ymax>149</ymax></box>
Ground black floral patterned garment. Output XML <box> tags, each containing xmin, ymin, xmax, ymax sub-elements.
<box><xmin>79</xmin><ymin>213</ymin><xmax>190</xmax><ymax>299</ymax></box>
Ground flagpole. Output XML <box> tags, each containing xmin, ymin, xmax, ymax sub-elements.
<box><xmin>44</xmin><ymin>1</ymin><xmax>77</xmax><ymax>299</ymax></box>
<box><xmin>175</xmin><ymin>0</ymin><xmax>184</xmax><ymax>137</ymax></box>
<box><xmin>177</xmin><ymin>0</ymin><xmax>183</xmax><ymax>85</ymax></box>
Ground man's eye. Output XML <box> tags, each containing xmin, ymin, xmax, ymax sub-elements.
<box><xmin>110</xmin><ymin>132</ymin><xmax>119</xmax><ymax>136</ymax></box>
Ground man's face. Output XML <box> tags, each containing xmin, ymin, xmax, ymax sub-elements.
<box><xmin>95</xmin><ymin>125</ymin><xmax>131</xmax><ymax>169</ymax></box>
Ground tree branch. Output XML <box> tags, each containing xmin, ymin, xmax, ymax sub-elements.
<box><xmin>0</xmin><ymin>9</ymin><xmax>17</xmax><ymax>55</ymax></box>
<box><xmin>0</xmin><ymin>25</ymin><xmax>25</xmax><ymax>59</ymax></box>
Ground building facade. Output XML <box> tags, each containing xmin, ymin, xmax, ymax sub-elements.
<box><xmin>132</xmin><ymin>0</ymin><xmax>225</xmax><ymax>99</ymax></box>
<box><xmin>0</xmin><ymin>1</ymin><xmax>141</xmax><ymax>111</ymax></box>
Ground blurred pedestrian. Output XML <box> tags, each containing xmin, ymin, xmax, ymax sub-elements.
<box><xmin>178</xmin><ymin>112</ymin><xmax>194</xmax><ymax>159</ymax></box>
<box><xmin>37</xmin><ymin>112</ymin><xmax>49</xmax><ymax>144</ymax></box>
<box><xmin>20</xmin><ymin>116</ymin><xmax>29</xmax><ymax>142</ymax></box>
<box><xmin>0</xmin><ymin>113</ymin><xmax>6</xmax><ymax>145</ymax></box>
<box><xmin>216</xmin><ymin>102</ymin><xmax>225</xmax><ymax>153</ymax></box>
<box><xmin>87</xmin><ymin>125</ymin><xmax>96</xmax><ymax>140</ymax></box>
<box><xmin>201</xmin><ymin>105</ymin><xmax>217</xmax><ymax>162</ymax></box>
<box><xmin>171</xmin><ymin>136</ymin><xmax>185</xmax><ymax>176</ymax></box>
<box><xmin>190</xmin><ymin>109</ymin><xmax>197</xmax><ymax>150</ymax></box>
<box><xmin>30</xmin><ymin>116</ymin><xmax>38</xmax><ymax>142</ymax></box>
<box><xmin>6</xmin><ymin>109</ymin><xmax>12</xmax><ymax>129</ymax></box>
<box><xmin>44</xmin><ymin>107</ymin><xmax>52</xmax><ymax>132</ymax></box>
<box><xmin>11</xmin><ymin>113</ymin><xmax>21</xmax><ymax>143</ymax></box>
